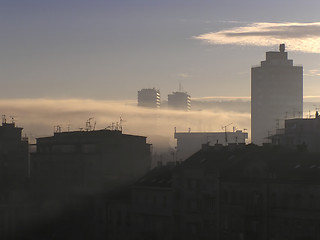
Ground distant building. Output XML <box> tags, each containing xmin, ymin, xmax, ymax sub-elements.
<box><xmin>138</xmin><ymin>88</ymin><xmax>160</xmax><ymax>108</ymax></box>
<box><xmin>174</xmin><ymin>130</ymin><xmax>248</xmax><ymax>160</ymax></box>
<box><xmin>168</xmin><ymin>91</ymin><xmax>191</xmax><ymax>111</ymax></box>
<box><xmin>251</xmin><ymin>44</ymin><xmax>303</xmax><ymax>145</ymax></box>
<box><xmin>270</xmin><ymin>111</ymin><xmax>320</xmax><ymax>152</ymax></box>
<box><xmin>31</xmin><ymin>129</ymin><xmax>152</xmax><ymax>195</ymax></box>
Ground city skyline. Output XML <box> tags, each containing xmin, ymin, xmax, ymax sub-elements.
<box><xmin>1</xmin><ymin>0</ymin><xmax>320</xmax><ymax>101</ymax></box>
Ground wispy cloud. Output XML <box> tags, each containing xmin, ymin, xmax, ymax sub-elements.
<box><xmin>0</xmin><ymin>99</ymin><xmax>250</xmax><ymax>148</ymax></box>
<box><xmin>305</xmin><ymin>69</ymin><xmax>320</xmax><ymax>76</ymax></box>
<box><xmin>178</xmin><ymin>73</ymin><xmax>192</xmax><ymax>78</ymax></box>
<box><xmin>192</xmin><ymin>96</ymin><xmax>250</xmax><ymax>101</ymax></box>
<box><xmin>194</xmin><ymin>22</ymin><xmax>320</xmax><ymax>53</ymax></box>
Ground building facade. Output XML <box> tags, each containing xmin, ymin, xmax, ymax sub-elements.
<box><xmin>31</xmin><ymin>129</ymin><xmax>152</xmax><ymax>196</ymax></box>
<box><xmin>168</xmin><ymin>91</ymin><xmax>191</xmax><ymax>111</ymax></box>
<box><xmin>0</xmin><ymin>117</ymin><xmax>30</xmax><ymax>239</ymax></box>
<box><xmin>115</xmin><ymin>144</ymin><xmax>320</xmax><ymax>240</ymax></box>
<box><xmin>270</xmin><ymin>111</ymin><xmax>320</xmax><ymax>152</ymax></box>
<box><xmin>251</xmin><ymin>44</ymin><xmax>303</xmax><ymax>145</ymax></box>
<box><xmin>138</xmin><ymin>88</ymin><xmax>161</xmax><ymax>108</ymax></box>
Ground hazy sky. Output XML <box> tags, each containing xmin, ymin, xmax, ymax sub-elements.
<box><xmin>1</xmin><ymin>0</ymin><xmax>320</xmax><ymax>100</ymax></box>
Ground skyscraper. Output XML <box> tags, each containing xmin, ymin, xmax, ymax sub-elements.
<box><xmin>168</xmin><ymin>91</ymin><xmax>191</xmax><ymax>111</ymax></box>
<box><xmin>138</xmin><ymin>88</ymin><xmax>161</xmax><ymax>108</ymax></box>
<box><xmin>251</xmin><ymin>44</ymin><xmax>303</xmax><ymax>145</ymax></box>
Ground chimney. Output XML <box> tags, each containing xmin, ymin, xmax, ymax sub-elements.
<box><xmin>279</xmin><ymin>44</ymin><xmax>285</xmax><ymax>52</ymax></box>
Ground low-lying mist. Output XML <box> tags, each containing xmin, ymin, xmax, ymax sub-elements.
<box><xmin>0</xmin><ymin>98</ymin><xmax>250</xmax><ymax>152</ymax></box>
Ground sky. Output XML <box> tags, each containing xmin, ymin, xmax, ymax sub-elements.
<box><xmin>1</xmin><ymin>0</ymin><xmax>320</xmax><ymax>145</ymax></box>
<box><xmin>1</xmin><ymin>0</ymin><xmax>320</xmax><ymax>100</ymax></box>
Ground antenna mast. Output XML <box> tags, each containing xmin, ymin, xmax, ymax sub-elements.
<box><xmin>85</xmin><ymin>117</ymin><xmax>94</xmax><ymax>131</ymax></box>
<box><xmin>2</xmin><ymin>115</ymin><xmax>6</xmax><ymax>124</ymax></box>
<box><xmin>222</xmin><ymin>123</ymin><xmax>233</xmax><ymax>143</ymax></box>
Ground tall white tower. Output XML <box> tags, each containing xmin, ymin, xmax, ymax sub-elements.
<box><xmin>251</xmin><ymin>44</ymin><xmax>303</xmax><ymax>145</ymax></box>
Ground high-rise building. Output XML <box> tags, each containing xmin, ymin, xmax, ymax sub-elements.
<box><xmin>168</xmin><ymin>91</ymin><xmax>191</xmax><ymax>111</ymax></box>
<box><xmin>138</xmin><ymin>88</ymin><xmax>160</xmax><ymax>108</ymax></box>
<box><xmin>251</xmin><ymin>44</ymin><xmax>303</xmax><ymax>145</ymax></box>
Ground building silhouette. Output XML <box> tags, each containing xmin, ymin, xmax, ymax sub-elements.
<box><xmin>138</xmin><ymin>88</ymin><xmax>160</xmax><ymax>108</ymax></box>
<box><xmin>0</xmin><ymin>116</ymin><xmax>30</xmax><ymax>239</ymax></box>
<box><xmin>168</xmin><ymin>91</ymin><xmax>191</xmax><ymax>111</ymax></box>
<box><xmin>270</xmin><ymin>111</ymin><xmax>320</xmax><ymax>152</ymax></box>
<box><xmin>31</xmin><ymin>128</ymin><xmax>152</xmax><ymax>196</ymax></box>
<box><xmin>0</xmin><ymin>116</ymin><xmax>29</xmax><ymax>181</ymax></box>
<box><xmin>251</xmin><ymin>44</ymin><xmax>303</xmax><ymax>145</ymax></box>
<box><xmin>174</xmin><ymin>129</ymin><xmax>248</xmax><ymax>160</ymax></box>
<box><xmin>106</xmin><ymin>144</ymin><xmax>320</xmax><ymax>240</ymax></box>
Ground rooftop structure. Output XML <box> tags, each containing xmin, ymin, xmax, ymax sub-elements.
<box><xmin>270</xmin><ymin>111</ymin><xmax>320</xmax><ymax>152</ymax></box>
<box><xmin>251</xmin><ymin>44</ymin><xmax>303</xmax><ymax>145</ymax></box>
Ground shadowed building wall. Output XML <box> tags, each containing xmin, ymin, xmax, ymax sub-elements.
<box><xmin>31</xmin><ymin>129</ymin><xmax>152</xmax><ymax>197</ymax></box>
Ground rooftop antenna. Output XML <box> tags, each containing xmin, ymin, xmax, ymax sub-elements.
<box><xmin>54</xmin><ymin>125</ymin><xmax>62</xmax><ymax>133</ymax></box>
<box><xmin>222</xmin><ymin>122</ymin><xmax>233</xmax><ymax>143</ymax></box>
<box><xmin>313</xmin><ymin>105</ymin><xmax>319</xmax><ymax>118</ymax></box>
<box><xmin>85</xmin><ymin>117</ymin><xmax>94</xmax><ymax>131</ymax></box>
<box><xmin>9</xmin><ymin>116</ymin><xmax>17</xmax><ymax>124</ymax></box>
<box><xmin>119</xmin><ymin>116</ymin><xmax>126</xmax><ymax>131</ymax></box>
<box><xmin>2</xmin><ymin>115</ymin><xmax>6</xmax><ymax>124</ymax></box>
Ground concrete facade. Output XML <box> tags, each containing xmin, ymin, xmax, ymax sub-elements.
<box><xmin>138</xmin><ymin>88</ymin><xmax>161</xmax><ymax>108</ymax></box>
<box><xmin>271</xmin><ymin>112</ymin><xmax>320</xmax><ymax>152</ymax></box>
<box><xmin>168</xmin><ymin>91</ymin><xmax>191</xmax><ymax>111</ymax></box>
<box><xmin>251</xmin><ymin>44</ymin><xmax>303</xmax><ymax>145</ymax></box>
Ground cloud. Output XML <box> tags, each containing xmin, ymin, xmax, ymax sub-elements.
<box><xmin>305</xmin><ymin>69</ymin><xmax>320</xmax><ymax>77</ymax></box>
<box><xmin>194</xmin><ymin>22</ymin><xmax>320</xmax><ymax>53</ymax></box>
<box><xmin>178</xmin><ymin>73</ymin><xmax>192</xmax><ymax>78</ymax></box>
<box><xmin>192</xmin><ymin>96</ymin><xmax>250</xmax><ymax>101</ymax></box>
<box><xmin>0</xmin><ymin>98</ymin><xmax>250</xmax><ymax>149</ymax></box>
